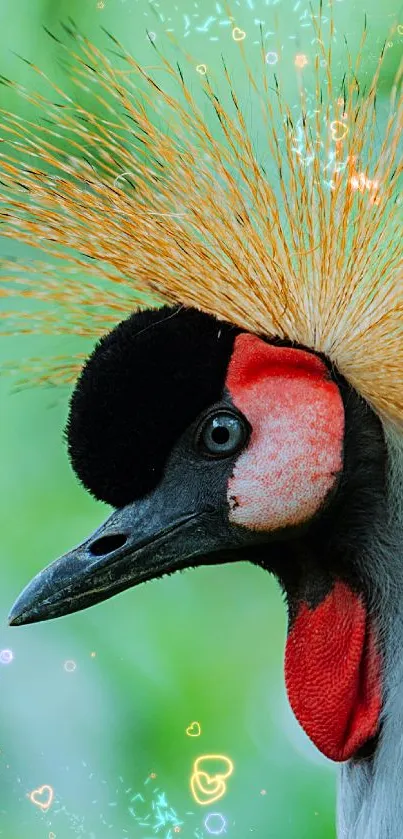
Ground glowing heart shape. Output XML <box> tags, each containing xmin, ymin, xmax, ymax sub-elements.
<box><xmin>330</xmin><ymin>120</ymin><xmax>349</xmax><ymax>142</ymax></box>
<box><xmin>186</xmin><ymin>721</ymin><xmax>201</xmax><ymax>737</ymax></box>
<box><xmin>190</xmin><ymin>754</ymin><xmax>234</xmax><ymax>806</ymax></box>
<box><xmin>29</xmin><ymin>784</ymin><xmax>54</xmax><ymax>811</ymax></box>
<box><xmin>232</xmin><ymin>27</ymin><xmax>246</xmax><ymax>41</ymax></box>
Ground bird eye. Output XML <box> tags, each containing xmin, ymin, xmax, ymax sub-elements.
<box><xmin>196</xmin><ymin>410</ymin><xmax>249</xmax><ymax>458</ymax></box>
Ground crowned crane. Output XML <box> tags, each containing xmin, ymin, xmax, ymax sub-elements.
<box><xmin>1</xmin><ymin>15</ymin><xmax>402</xmax><ymax>839</ymax></box>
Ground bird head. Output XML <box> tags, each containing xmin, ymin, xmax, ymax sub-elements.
<box><xmin>9</xmin><ymin>304</ymin><xmax>387</xmax><ymax>765</ymax></box>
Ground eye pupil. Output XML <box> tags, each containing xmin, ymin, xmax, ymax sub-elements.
<box><xmin>211</xmin><ymin>426</ymin><xmax>230</xmax><ymax>445</ymax></box>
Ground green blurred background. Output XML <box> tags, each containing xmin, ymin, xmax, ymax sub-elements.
<box><xmin>0</xmin><ymin>1</ymin><xmax>401</xmax><ymax>837</ymax></box>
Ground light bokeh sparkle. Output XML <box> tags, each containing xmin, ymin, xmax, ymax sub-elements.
<box><xmin>0</xmin><ymin>648</ymin><xmax>13</xmax><ymax>664</ymax></box>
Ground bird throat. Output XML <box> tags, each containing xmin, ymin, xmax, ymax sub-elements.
<box><xmin>284</xmin><ymin>579</ymin><xmax>382</xmax><ymax>762</ymax></box>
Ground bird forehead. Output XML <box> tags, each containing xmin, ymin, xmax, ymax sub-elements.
<box><xmin>66</xmin><ymin>305</ymin><xmax>241</xmax><ymax>506</ymax></box>
<box><xmin>73</xmin><ymin>305</ymin><xmax>239</xmax><ymax>412</ymax></box>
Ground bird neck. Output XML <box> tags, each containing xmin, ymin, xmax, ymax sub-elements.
<box><xmin>337</xmin><ymin>426</ymin><xmax>403</xmax><ymax>839</ymax></box>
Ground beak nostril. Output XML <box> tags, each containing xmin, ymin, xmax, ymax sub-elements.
<box><xmin>89</xmin><ymin>533</ymin><xmax>128</xmax><ymax>557</ymax></box>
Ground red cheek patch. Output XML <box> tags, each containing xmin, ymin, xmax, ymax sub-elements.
<box><xmin>225</xmin><ymin>334</ymin><xmax>344</xmax><ymax>530</ymax></box>
<box><xmin>285</xmin><ymin>582</ymin><xmax>382</xmax><ymax>761</ymax></box>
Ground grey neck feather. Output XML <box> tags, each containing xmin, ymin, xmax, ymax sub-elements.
<box><xmin>337</xmin><ymin>424</ymin><xmax>403</xmax><ymax>839</ymax></box>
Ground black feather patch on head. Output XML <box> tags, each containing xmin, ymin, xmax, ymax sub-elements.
<box><xmin>66</xmin><ymin>306</ymin><xmax>240</xmax><ymax>508</ymax></box>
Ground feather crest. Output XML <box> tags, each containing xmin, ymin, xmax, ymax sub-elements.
<box><xmin>0</xmin><ymin>15</ymin><xmax>402</xmax><ymax>423</ymax></box>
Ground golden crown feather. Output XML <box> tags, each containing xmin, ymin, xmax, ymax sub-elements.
<box><xmin>0</xmin><ymin>13</ymin><xmax>402</xmax><ymax>425</ymax></box>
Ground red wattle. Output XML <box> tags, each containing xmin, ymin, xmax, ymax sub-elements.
<box><xmin>284</xmin><ymin>581</ymin><xmax>382</xmax><ymax>761</ymax></box>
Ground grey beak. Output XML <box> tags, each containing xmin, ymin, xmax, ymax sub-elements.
<box><xmin>8</xmin><ymin>491</ymin><xmax>229</xmax><ymax>626</ymax></box>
